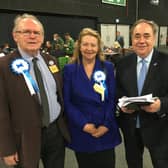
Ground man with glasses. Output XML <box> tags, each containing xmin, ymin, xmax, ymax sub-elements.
<box><xmin>0</xmin><ymin>13</ymin><xmax>70</xmax><ymax>168</ymax></box>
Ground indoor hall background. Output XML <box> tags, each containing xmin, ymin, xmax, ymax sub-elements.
<box><xmin>0</xmin><ymin>0</ymin><xmax>168</xmax><ymax>167</ymax></box>
<box><xmin>0</xmin><ymin>12</ymin><xmax>97</xmax><ymax>47</ymax></box>
<box><xmin>100</xmin><ymin>24</ymin><xmax>130</xmax><ymax>48</ymax></box>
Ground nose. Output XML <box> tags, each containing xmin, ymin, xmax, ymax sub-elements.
<box><xmin>138</xmin><ymin>36</ymin><xmax>146</xmax><ymax>43</ymax></box>
<box><xmin>86</xmin><ymin>44</ymin><xmax>93</xmax><ymax>50</ymax></box>
<box><xmin>29</xmin><ymin>32</ymin><xmax>37</xmax><ymax>37</ymax></box>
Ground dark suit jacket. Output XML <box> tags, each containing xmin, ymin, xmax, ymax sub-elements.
<box><xmin>116</xmin><ymin>49</ymin><xmax>168</xmax><ymax>147</ymax></box>
<box><xmin>0</xmin><ymin>50</ymin><xmax>70</xmax><ymax>168</ymax></box>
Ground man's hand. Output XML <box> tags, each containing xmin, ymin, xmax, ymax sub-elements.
<box><xmin>121</xmin><ymin>107</ymin><xmax>135</xmax><ymax>114</ymax></box>
<box><xmin>3</xmin><ymin>152</ymin><xmax>19</xmax><ymax>166</ymax></box>
<box><xmin>141</xmin><ymin>98</ymin><xmax>161</xmax><ymax>113</ymax></box>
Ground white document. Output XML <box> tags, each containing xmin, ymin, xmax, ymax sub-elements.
<box><xmin>118</xmin><ymin>94</ymin><xmax>155</xmax><ymax>108</ymax></box>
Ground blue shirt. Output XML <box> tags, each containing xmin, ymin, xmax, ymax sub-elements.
<box><xmin>19</xmin><ymin>47</ymin><xmax>61</xmax><ymax>123</ymax></box>
<box><xmin>137</xmin><ymin>49</ymin><xmax>153</xmax><ymax>79</ymax></box>
<box><xmin>136</xmin><ymin>49</ymin><xmax>153</xmax><ymax>127</ymax></box>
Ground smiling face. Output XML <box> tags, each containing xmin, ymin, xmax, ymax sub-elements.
<box><xmin>132</xmin><ymin>22</ymin><xmax>156</xmax><ymax>58</ymax></box>
<box><xmin>80</xmin><ymin>35</ymin><xmax>99</xmax><ymax>62</ymax></box>
<box><xmin>13</xmin><ymin>18</ymin><xmax>44</xmax><ymax>56</ymax></box>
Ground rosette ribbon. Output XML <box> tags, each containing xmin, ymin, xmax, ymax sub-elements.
<box><xmin>11</xmin><ymin>58</ymin><xmax>39</xmax><ymax>95</ymax></box>
<box><xmin>93</xmin><ymin>70</ymin><xmax>108</xmax><ymax>101</ymax></box>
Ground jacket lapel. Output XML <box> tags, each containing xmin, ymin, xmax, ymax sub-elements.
<box><xmin>127</xmin><ymin>54</ymin><xmax>139</xmax><ymax>96</ymax></box>
<box><xmin>9</xmin><ymin>50</ymin><xmax>40</xmax><ymax>103</ymax></box>
<box><xmin>141</xmin><ymin>50</ymin><xmax>159</xmax><ymax>95</ymax></box>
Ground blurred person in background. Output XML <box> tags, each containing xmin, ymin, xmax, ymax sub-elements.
<box><xmin>51</xmin><ymin>33</ymin><xmax>64</xmax><ymax>50</ymax></box>
<box><xmin>64</xmin><ymin>32</ymin><xmax>75</xmax><ymax>57</ymax></box>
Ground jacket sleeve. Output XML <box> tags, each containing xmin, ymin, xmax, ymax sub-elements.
<box><xmin>63</xmin><ymin>65</ymin><xmax>88</xmax><ymax>130</ymax></box>
<box><xmin>0</xmin><ymin>61</ymin><xmax>17</xmax><ymax>157</ymax></box>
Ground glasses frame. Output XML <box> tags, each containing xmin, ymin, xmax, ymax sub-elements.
<box><xmin>15</xmin><ymin>30</ymin><xmax>42</xmax><ymax>37</ymax></box>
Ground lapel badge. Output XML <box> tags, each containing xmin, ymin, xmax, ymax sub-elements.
<box><xmin>49</xmin><ymin>60</ymin><xmax>54</xmax><ymax>65</ymax></box>
<box><xmin>48</xmin><ymin>60</ymin><xmax>59</xmax><ymax>73</ymax></box>
<box><xmin>49</xmin><ymin>65</ymin><xmax>59</xmax><ymax>73</ymax></box>
<box><xmin>153</xmin><ymin>62</ymin><xmax>158</xmax><ymax>66</ymax></box>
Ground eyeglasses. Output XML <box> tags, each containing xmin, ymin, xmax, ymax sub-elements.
<box><xmin>15</xmin><ymin>30</ymin><xmax>42</xmax><ymax>37</ymax></box>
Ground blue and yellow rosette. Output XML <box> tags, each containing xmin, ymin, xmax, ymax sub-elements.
<box><xmin>10</xmin><ymin>58</ymin><xmax>39</xmax><ymax>95</ymax></box>
<box><xmin>93</xmin><ymin>70</ymin><xmax>108</xmax><ymax>101</ymax></box>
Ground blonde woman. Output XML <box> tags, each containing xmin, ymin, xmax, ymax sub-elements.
<box><xmin>63</xmin><ymin>28</ymin><xmax>121</xmax><ymax>168</ymax></box>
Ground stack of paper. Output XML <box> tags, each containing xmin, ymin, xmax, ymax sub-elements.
<box><xmin>118</xmin><ymin>94</ymin><xmax>155</xmax><ymax>110</ymax></box>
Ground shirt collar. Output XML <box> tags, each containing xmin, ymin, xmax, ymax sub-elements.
<box><xmin>18</xmin><ymin>46</ymin><xmax>41</xmax><ymax>62</ymax></box>
<box><xmin>137</xmin><ymin>49</ymin><xmax>153</xmax><ymax>64</ymax></box>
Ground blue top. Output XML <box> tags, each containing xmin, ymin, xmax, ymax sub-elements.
<box><xmin>19</xmin><ymin>48</ymin><xmax>61</xmax><ymax>123</ymax></box>
<box><xmin>63</xmin><ymin>59</ymin><xmax>121</xmax><ymax>152</ymax></box>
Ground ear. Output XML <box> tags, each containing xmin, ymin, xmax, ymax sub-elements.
<box><xmin>12</xmin><ymin>32</ymin><xmax>18</xmax><ymax>43</ymax></box>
